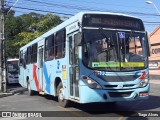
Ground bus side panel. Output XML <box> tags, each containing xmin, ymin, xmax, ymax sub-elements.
<box><xmin>43</xmin><ymin>58</ymin><xmax>69</xmax><ymax>98</ymax></box>
<box><xmin>19</xmin><ymin>65</ymin><xmax>24</xmax><ymax>86</ymax></box>
<box><xmin>26</xmin><ymin>64</ymin><xmax>38</xmax><ymax>91</ymax></box>
<box><xmin>43</xmin><ymin>61</ymin><xmax>52</xmax><ymax>95</ymax></box>
<box><xmin>19</xmin><ymin>50</ymin><xmax>27</xmax><ymax>87</ymax></box>
<box><xmin>46</xmin><ymin>60</ymin><xmax>56</xmax><ymax>96</ymax></box>
<box><xmin>20</xmin><ymin>66</ymin><xmax>27</xmax><ymax>88</ymax></box>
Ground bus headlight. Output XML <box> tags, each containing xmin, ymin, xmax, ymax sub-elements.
<box><xmin>82</xmin><ymin>75</ymin><xmax>102</xmax><ymax>89</ymax></box>
<box><xmin>138</xmin><ymin>72</ymin><xmax>149</xmax><ymax>88</ymax></box>
<box><xmin>138</xmin><ymin>78</ymin><xmax>149</xmax><ymax>87</ymax></box>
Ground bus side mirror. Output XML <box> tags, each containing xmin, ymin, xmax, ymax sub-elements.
<box><xmin>147</xmin><ymin>32</ymin><xmax>151</xmax><ymax>56</ymax></box>
<box><xmin>19</xmin><ymin>58</ymin><xmax>23</xmax><ymax>66</ymax></box>
<box><xmin>22</xmin><ymin>59</ymin><xmax>26</xmax><ymax>69</ymax></box>
<box><xmin>75</xmin><ymin>32</ymin><xmax>82</xmax><ymax>46</ymax></box>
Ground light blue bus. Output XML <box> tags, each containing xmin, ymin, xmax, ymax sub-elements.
<box><xmin>19</xmin><ymin>12</ymin><xmax>150</xmax><ymax>107</ymax></box>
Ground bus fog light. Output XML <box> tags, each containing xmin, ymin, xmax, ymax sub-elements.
<box><xmin>82</xmin><ymin>75</ymin><xmax>102</xmax><ymax>89</ymax></box>
<box><xmin>139</xmin><ymin>92</ymin><xmax>148</xmax><ymax>97</ymax></box>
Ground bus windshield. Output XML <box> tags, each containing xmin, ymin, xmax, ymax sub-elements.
<box><xmin>82</xmin><ymin>29</ymin><xmax>148</xmax><ymax>71</ymax></box>
<box><xmin>7</xmin><ymin>60</ymin><xmax>19</xmax><ymax>74</ymax></box>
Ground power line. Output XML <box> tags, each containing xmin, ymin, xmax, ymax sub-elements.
<box><xmin>7</xmin><ymin>1</ymin><xmax>77</xmax><ymax>14</ymax></box>
<box><xmin>5</xmin><ymin>0</ymin><xmax>160</xmax><ymax>26</ymax></box>
<box><xmin>6</xmin><ymin>5</ymin><xmax>74</xmax><ymax>16</ymax></box>
<box><xmin>17</xmin><ymin>0</ymin><xmax>160</xmax><ymax>17</ymax></box>
<box><xmin>5</xmin><ymin>4</ymin><xmax>160</xmax><ymax>25</ymax></box>
<box><xmin>6</xmin><ymin>0</ymin><xmax>160</xmax><ymax>19</ymax></box>
<box><xmin>5</xmin><ymin>1</ymin><xmax>160</xmax><ymax>17</ymax></box>
<box><xmin>7</xmin><ymin>0</ymin><xmax>19</xmax><ymax>13</ymax></box>
<box><xmin>67</xmin><ymin>0</ymin><xmax>152</xmax><ymax>10</ymax></box>
<box><xmin>23</xmin><ymin>0</ymin><xmax>101</xmax><ymax>12</ymax></box>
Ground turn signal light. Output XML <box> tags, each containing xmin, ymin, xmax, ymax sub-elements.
<box><xmin>139</xmin><ymin>92</ymin><xmax>148</xmax><ymax>97</ymax></box>
<box><xmin>139</xmin><ymin>71</ymin><xmax>146</xmax><ymax>80</ymax></box>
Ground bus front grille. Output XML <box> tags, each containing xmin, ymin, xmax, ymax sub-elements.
<box><xmin>98</xmin><ymin>75</ymin><xmax>140</xmax><ymax>82</ymax></box>
<box><xmin>104</xmin><ymin>84</ymin><xmax>135</xmax><ymax>89</ymax></box>
<box><xmin>109</xmin><ymin>92</ymin><xmax>132</xmax><ymax>98</ymax></box>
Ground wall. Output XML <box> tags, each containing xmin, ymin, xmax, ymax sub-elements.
<box><xmin>149</xmin><ymin>26</ymin><xmax>160</xmax><ymax>80</ymax></box>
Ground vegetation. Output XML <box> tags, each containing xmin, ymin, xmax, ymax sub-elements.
<box><xmin>5</xmin><ymin>11</ymin><xmax>63</xmax><ymax>58</ymax></box>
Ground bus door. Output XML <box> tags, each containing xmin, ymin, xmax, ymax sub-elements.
<box><xmin>20</xmin><ymin>49</ymin><xmax>28</xmax><ymax>87</ymax></box>
<box><xmin>19</xmin><ymin>50</ymin><xmax>26</xmax><ymax>86</ymax></box>
<box><xmin>69</xmin><ymin>33</ymin><xmax>79</xmax><ymax>99</ymax></box>
<box><xmin>38</xmin><ymin>46</ymin><xmax>44</xmax><ymax>91</ymax></box>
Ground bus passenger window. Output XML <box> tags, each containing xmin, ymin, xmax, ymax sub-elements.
<box><xmin>45</xmin><ymin>35</ymin><xmax>54</xmax><ymax>61</ymax></box>
<box><xmin>55</xmin><ymin>29</ymin><xmax>66</xmax><ymax>59</ymax></box>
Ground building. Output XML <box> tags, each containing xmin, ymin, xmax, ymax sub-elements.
<box><xmin>149</xmin><ymin>26</ymin><xmax>160</xmax><ymax>80</ymax></box>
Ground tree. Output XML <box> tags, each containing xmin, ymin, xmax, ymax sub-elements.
<box><xmin>31</xmin><ymin>13</ymin><xmax>62</xmax><ymax>32</ymax></box>
<box><xmin>5</xmin><ymin>12</ymin><xmax>63</xmax><ymax>58</ymax></box>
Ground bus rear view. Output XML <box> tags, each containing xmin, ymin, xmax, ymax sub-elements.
<box><xmin>7</xmin><ymin>58</ymin><xmax>19</xmax><ymax>84</ymax></box>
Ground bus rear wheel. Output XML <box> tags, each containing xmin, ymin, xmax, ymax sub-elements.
<box><xmin>57</xmin><ymin>82</ymin><xmax>70</xmax><ymax>107</ymax></box>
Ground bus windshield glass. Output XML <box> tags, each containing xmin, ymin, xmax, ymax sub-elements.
<box><xmin>82</xmin><ymin>29</ymin><xmax>148</xmax><ymax>71</ymax></box>
<box><xmin>7</xmin><ymin>60</ymin><xmax>19</xmax><ymax>74</ymax></box>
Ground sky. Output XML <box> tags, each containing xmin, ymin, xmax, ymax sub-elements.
<box><xmin>5</xmin><ymin>0</ymin><xmax>160</xmax><ymax>33</ymax></box>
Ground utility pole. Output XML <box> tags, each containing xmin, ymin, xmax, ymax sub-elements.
<box><xmin>0</xmin><ymin>0</ymin><xmax>6</xmax><ymax>92</ymax></box>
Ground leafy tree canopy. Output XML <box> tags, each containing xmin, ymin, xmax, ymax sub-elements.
<box><xmin>5</xmin><ymin>12</ymin><xmax>63</xmax><ymax>57</ymax></box>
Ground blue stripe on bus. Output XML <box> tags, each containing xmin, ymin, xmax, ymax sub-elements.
<box><xmin>43</xmin><ymin>63</ymin><xmax>50</xmax><ymax>94</ymax></box>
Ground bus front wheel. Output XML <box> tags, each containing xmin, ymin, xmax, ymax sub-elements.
<box><xmin>57</xmin><ymin>82</ymin><xmax>70</xmax><ymax>107</ymax></box>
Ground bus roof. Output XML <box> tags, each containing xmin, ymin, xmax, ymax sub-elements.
<box><xmin>7</xmin><ymin>58</ymin><xmax>19</xmax><ymax>61</ymax></box>
<box><xmin>20</xmin><ymin>11</ymin><xmax>141</xmax><ymax>50</ymax></box>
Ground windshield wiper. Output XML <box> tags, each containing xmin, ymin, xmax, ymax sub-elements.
<box><xmin>97</xmin><ymin>28</ymin><xmax>117</xmax><ymax>61</ymax></box>
<box><xmin>98</xmin><ymin>28</ymin><xmax>110</xmax><ymax>41</ymax></box>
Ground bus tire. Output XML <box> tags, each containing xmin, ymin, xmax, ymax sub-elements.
<box><xmin>27</xmin><ymin>81</ymin><xmax>35</xmax><ymax>96</ymax></box>
<box><xmin>57</xmin><ymin>82</ymin><xmax>70</xmax><ymax>107</ymax></box>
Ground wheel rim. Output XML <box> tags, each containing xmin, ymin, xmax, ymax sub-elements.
<box><xmin>59</xmin><ymin>88</ymin><xmax>64</xmax><ymax>101</ymax></box>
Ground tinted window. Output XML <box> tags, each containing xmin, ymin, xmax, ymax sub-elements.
<box><xmin>55</xmin><ymin>29</ymin><xmax>66</xmax><ymax>59</ymax></box>
<box><xmin>31</xmin><ymin>43</ymin><xmax>37</xmax><ymax>63</ymax></box>
<box><xmin>45</xmin><ymin>35</ymin><xmax>54</xmax><ymax>61</ymax></box>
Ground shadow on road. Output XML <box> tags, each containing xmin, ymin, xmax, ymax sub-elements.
<box><xmin>7</xmin><ymin>83</ymin><xmax>21</xmax><ymax>90</ymax></box>
<box><xmin>68</xmin><ymin>95</ymin><xmax>160</xmax><ymax>111</ymax></box>
<box><xmin>61</xmin><ymin>95</ymin><xmax>160</xmax><ymax>117</ymax></box>
<box><xmin>10</xmin><ymin>83</ymin><xmax>160</xmax><ymax>118</ymax></box>
<box><xmin>31</xmin><ymin>93</ymin><xmax>160</xmax><ymax>118</ymax></box>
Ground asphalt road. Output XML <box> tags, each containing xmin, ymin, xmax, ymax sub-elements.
<box><xmin>0</xmin><ymin>81</ymin><xmax>160</xmax><ymax>120</ymax></box>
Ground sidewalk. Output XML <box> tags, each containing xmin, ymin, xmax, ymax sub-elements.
<box><xmin>150</xmin><ymin>79</ymin><xmax>160</xmax><ymax>84</ymax></box>
<box><xmin>0</xmin><ymin>87</ymin><xmax>27</xmax><ymax>98</ymax></box>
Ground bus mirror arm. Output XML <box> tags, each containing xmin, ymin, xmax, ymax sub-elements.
<box><xmin>147</xmin><ymin>32</ymin><xmax>151</xmax><ymax>56</ymax></box>
<box><xmin>22</xmin><ymin>59</ymin><xmax>26</xmax><ymax>69</ymax></box>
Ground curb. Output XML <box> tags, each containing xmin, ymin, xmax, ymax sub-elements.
<box><xmin>0</xmin><ymin>93</ymin><xmax>13</xmax><ymax>98</ymax></box>
<box><xmin>10</xmin><ymin>88</ymin><xmax>27</xmax><ymax>94</ymax></box>
<box><xmin>0</xmin><ymin>88</ymin><xmax>27</xmax><ymax>98</ymax></box>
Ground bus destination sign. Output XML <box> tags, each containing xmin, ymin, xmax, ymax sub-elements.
<box><xmin>82</xmin><ymin>14</ymin><xmax>144</xmax><ymax>31</ymax></box>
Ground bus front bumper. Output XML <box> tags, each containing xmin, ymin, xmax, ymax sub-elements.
<box><xmin>79</xmin><ymin>83</ymin><xmax>150</xmax><ymax>103</ymax></box>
